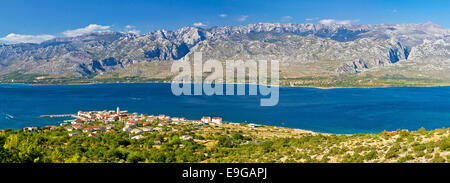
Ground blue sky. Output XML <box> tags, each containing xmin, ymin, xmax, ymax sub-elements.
<box><xmin>0</xmin><ymin>0</ymin><xmax>448</xmax><ymax>43</ymax></box>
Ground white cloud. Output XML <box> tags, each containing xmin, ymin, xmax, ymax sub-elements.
<box><xmin>63</xmin><ymin>24</ymin><xmax>111</xmax><ymax>37</ymax></box>
<box><xmin>124</xmin><ymin>25</ymin><xmax>141</xmax><ymax>35</ymax></box>
<box><xmin>319</xmin><ymin>19</ymin><xmax>355</xmax><ymax>25</ymax></box>
<box><xmin>336</xmin><ymin>20</ymin><xmax>352</xmax><ymax>25</ymax></box>
<box><xmin>193</xmin><ymin>22</ymin><xmax>207</xmax><ymax>27</ymax></box>
<box><xmin>319</xmin><ymin>19</ymin><xmax>336</xmax><ymax>25</ymax></box>
<box><xmin>305</xmin><ymin>17</ymin><xmax>319</xmax><ymax>21</ymax></box>
<box><xmin>127</xmin><ymin>29</ymin><xmax>141</xmax><ymax>35</ymax></box>
<box><xmin>0</xmin><ymin>23</ymin><xmax>114</xmax><ymax>44</ymax></box>
<box><xmin>281</xmin><ymin>16</ymin><xmax>293</xmax><ymax>22</ymax></box>
<box><xmin>219</xmin><ymin>14</ymin><xmax>227</xmax><ymax>18</ymax></box>
<box><xmin>0</xmin><ymin>33</ymin><xmax>55</xmax><ymax>44</ymax></box>
<box><xmin>237</xmin><ymin>15</ymin><xmax>248</xmax><ymax>22</ymax></box>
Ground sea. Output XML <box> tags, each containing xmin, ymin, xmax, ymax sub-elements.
<box><xmin>1</xmin><ymin>83</ymin><xmax>450</xmax><ymax>134</ymax></box>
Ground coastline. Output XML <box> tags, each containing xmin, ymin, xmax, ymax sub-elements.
<box><xmin>2</xmin><ymin>80</ymin><xmax>450</xmax><ymax>90</ymax></box>
<box><xmin>0</xmin><ymin>111</ymin><xmax>392</xmax><ymax>136</ymax></box>
<box><xmin>0</xmin><ymin>108</ymin><xmax>417</xmax><ymax>136</ymax></box>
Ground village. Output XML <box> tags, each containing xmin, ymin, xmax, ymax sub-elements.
<box><xmin>23</xmin><ymin>107</ymin><xmax>231</xmax><ymax>144</ymax></box>
<box><xmin>14</xmin><ymin>107</ymin><xmax>450</xmax><ymax>163</ymax></box>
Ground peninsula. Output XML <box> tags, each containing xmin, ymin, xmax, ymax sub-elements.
<box><xmin>1</xmin><ymin>108</ymin><xmax>448</xmax><ymax>163</ymax></box>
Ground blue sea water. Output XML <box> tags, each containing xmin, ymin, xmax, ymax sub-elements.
<box><xmin>1</xmin><ymin>83</ymin><xmax>450</xmax><ymax>134</ymax></box>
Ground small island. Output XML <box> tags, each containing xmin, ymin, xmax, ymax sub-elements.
<box><xmin>0</xmin><ymin>107</ymin><xmax>448</xmax><ymax>163</ymax></box>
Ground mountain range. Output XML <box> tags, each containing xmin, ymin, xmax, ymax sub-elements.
<box><xmin>0</xmin><ymin>22</ymin><xmax>449</xmax><ymax>86</ymax></box>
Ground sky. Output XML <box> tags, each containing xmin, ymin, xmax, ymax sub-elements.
<box><xmin>0</xmin><ymin>0</ymin><xmax>449</xmax><ymax>44</ymax></box>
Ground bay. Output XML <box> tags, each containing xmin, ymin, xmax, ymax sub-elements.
<box><xmin>1</xmin><ymin>83</ymin><xmax>450</xmax><ymax>134</ymax></box>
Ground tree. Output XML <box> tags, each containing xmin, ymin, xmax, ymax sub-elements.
<box><xmin>217</xmin><ymin>136</ymin><xmax>233</xmax><ymax>148</ymax></box>
<box><xmin>127</xmin><ymin>152</ymin><xmax>145</xmax><ymax>163</ymax></box>
<box><xmin>232</xmin><ymin>133</ymin><xmax>244</xmax><ymax>140</ymax></box>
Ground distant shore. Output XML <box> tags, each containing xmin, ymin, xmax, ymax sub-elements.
<box><xmin>2</xmin><ymin>80</ymin><xmax>450</xmax><ymax>89</ymax></box>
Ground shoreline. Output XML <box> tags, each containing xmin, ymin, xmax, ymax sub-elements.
<box><xmin>2</xmin><ymin>80</ymin><xmax>450</xmax><ymax>90</ymax></box>
<box><xmin>0</xmin><ymin>114</ymin><xmax>416</xmax><ymax>136</ymax></box>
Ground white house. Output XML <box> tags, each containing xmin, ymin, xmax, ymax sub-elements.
<box><xmin>65</xmin><ymin>127</ymin><xmax>73</xmax><ymax>131</ymax></box>
<box><xmin>211</xmin><ymin>117</ymin><xmax>223</xmax><ymax>124</ymax></box>
<box><xmin>201</xmin><ymin>116</ymin><xmax>211</xmax><ymax>123</ymax></box>
<box><xmin>248</xmin><ymin>123</ymin><xmax>259</xmax><ymax>128</ymax></box>
<box><xmin>142</xmin><ymin>127</ymin><xmax>154</xmax><ymax>132</ymax></box>
<box><xmin>131</xmin><ymin>129</ymin><xmax>143</xmax><ymax>134</ymax></box>
<box><xmin>23</xmin><ymin>127</ymin><xmax>38</xmax><ymax>132</ymax></box>
<box><xmin>126</xmin><ymin>121</ymin><xmax>137</xmax><ymax>127</ymax></box>
<box><xmin>154</xmin><ymin>127</ymin><xmax>163</xmax><ymax>131</ymax></box>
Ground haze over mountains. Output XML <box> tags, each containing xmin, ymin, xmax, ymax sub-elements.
<box><xmin>0</xmin><ymin>22</ymin><xmax>448</xmax><ymax>82</ymax></box>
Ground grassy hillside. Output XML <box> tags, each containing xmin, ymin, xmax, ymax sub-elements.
<box><xmin>0</xmin><ymin>120</ymin><xmax>449</xmax><ymax>163</ymax></box>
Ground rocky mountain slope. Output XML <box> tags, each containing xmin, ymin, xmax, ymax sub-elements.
<box><xmin>0</xmin><ymin>22</ymin><xmax>448</xmax><ymax>83</ymax></box>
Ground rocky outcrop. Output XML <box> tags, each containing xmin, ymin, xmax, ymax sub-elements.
<box><xmin>336</xmin><ymin>41</ymin><xmax>411</xmax><ymax>73</ymax></box>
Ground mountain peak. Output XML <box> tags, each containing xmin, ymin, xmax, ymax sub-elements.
<box><xmin>0</xmin><ymin>22</ymin><xmax>448</xmax><ymax>79</ymax></box>
<box><xmin>421</xmin><ymin>21</ymin><xmax>436</xmax><ymax>26</ymax></box>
